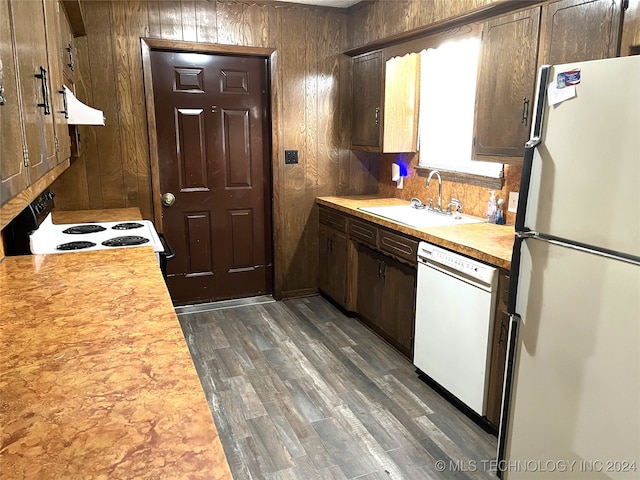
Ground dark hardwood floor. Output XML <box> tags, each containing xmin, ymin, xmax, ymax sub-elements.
<box><xmin>178</xmin><ymin>295</ymin><xmax>498</xmax><ymax>479</ymax></box>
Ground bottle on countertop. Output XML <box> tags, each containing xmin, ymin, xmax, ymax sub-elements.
<box><xmin>495</xmin><ymin>198</ymin><xmax>505</xmax><ymax>224</ymax></box>
<box><xmin>487</xmin><ymin>190</ymin><xmax>497</xmax><ymax>223</ymax></box>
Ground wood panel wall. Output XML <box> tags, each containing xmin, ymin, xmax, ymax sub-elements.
<box><xmin>49</xmin><ymin>0</ymin><xmax>381</xmax><ymax>298</ymax></box>
<box><xmin>346</xmin><ymin>0</ymin><xmax>500</xmax><ymax>50</ymax></box>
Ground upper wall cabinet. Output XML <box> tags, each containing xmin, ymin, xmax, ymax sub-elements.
<box><xmin>539</xmin><ymin>0</ymin><xmax>623</xmax><ymax>65</ymax></box>
<box><xmin>351</xmin><ymin>51</ymin><xmax>383</xmax><ymax>151</ymax></box>
<box><xmin>1</xmin><ymin>0</ymin><xmax>71</xmax><ymax>207</ymax></box>
<box><xmin>472</xmin><ymin>7</ymin><xmax>541</xmax><ymax>163</ymax></box>
<box><xmin>58</xmin><ymin>2</ymin><xmax>76</xmax><ymax>87</ymax></box>
<box><xmin>383</xmin><ymin>52</ymin><xmax>420</xmax><ymax>153</ymax></box>
<box><xmin>11</xmin><ymin>0</ymin><xmax>59</xmax><ymax>184</ymax></box>
<box><xmin>0</xmin><ymin>0</ymin><xmax>28</xmax><ymax>204</ymax></box>
<box><xmin>44</xmin><ymin>0</ymin><xmax>71</xmax><ymax>163</ymax></box>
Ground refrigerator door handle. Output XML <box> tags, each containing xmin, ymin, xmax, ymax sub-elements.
<box><xmin>515</xmin><ymin>145</ymin><xmax>536</xmax><ymax>233</ymax></box>
<box><xmin>507</xmin><ymin>236</ymin><xmax>523</xmax><ymax>315</ymax></box>
<box><xmin>516</xmin><ymin>65</ymin><xmax>551</xmax><ymax>233</ymax></box>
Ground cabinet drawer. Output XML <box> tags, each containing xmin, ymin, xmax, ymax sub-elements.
<box><xmin>378</xmin><ymin>229</ymin><xmax>419</xmax><ymax>264</ymax></box>
<box><xmin>348</xmin><ymin>218</ymin><xmax>377</xmax><ymax>246</ymax></box>
<box><xmin>319</xmin><ymin>207</ymin><xmax>347</xmax><ymax>232</ymax></box>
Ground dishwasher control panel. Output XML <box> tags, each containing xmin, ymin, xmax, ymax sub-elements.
<box><xmin>417</xmin><ymin>241</ymin><xmax>497</xmax><ymax>286</ymax></box>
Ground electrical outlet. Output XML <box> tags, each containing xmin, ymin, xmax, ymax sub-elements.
<box><xmin>284</xmin><ymin>150</ymin><xmax>298</xmax><ymax>164</ymax></box>
<box><xmin>508</xmin><ymin>192</ymin><xmax>519</xmax><ymax>213</ymax></box>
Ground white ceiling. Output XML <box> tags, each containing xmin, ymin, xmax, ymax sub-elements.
<box><xmin>279</xmin><ymin>0</ymin><xmax>362</xmax><ymax>8</ymax></box>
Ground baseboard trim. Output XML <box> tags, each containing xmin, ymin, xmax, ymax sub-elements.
<box><xmin>175</xmin><ymin>295</ymin><xmax>276</xmax><ymax>315</ymax></box>
<box><xmin>278</xmin><ymin>287</ymin><xmax>319</xmax><ymax>300</ymax></box>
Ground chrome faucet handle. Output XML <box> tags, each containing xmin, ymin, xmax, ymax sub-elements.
<box><xmin>410</xmin><ymin>197</ymin><xmax>426</xmax><ymax>209</ymax></box>
<box><xmin>447</xmin><ymin>198</ymin><xmax>462</xmax><ymax>218</ymax></box>
<box><xmin>427</xmin><ymin>198</ymin><xmax>434</xmax><ymax>210</ymax></box>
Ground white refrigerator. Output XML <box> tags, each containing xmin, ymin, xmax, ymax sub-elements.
<box><xmin>498</xmin><ymin>55</ymin><xmax>640</xmax><ymax>479</ymax></box>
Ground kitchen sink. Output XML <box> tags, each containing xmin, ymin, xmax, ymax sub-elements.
<box><xmin>358</xmin><ymin>204</ymin><xmax>485</xmax><ymax>228</ymax></box>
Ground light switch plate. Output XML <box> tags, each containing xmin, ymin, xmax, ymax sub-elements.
<box><xmin>508</xmin><ymin>192</ymin><xmax>519</xmax><ymax>213</ymax></box>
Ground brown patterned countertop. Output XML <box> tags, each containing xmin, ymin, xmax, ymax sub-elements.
<box><xmin>0</xmin><ymin>247</ymin><xmax>232</xmax><ymax>479</ymax></box>
<box><xmin>317</xmin><ymin>195</ymin><xmax>515</xmax><ymax>270</ymax></box>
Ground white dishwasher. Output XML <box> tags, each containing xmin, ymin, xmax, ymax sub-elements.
<box><xmin>413</xmin><ymin>241</ymin><xmax>498</xmax><ymax>416</ymax></box>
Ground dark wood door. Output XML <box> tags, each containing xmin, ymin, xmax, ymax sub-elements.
<box><xmin>540</xmin><ymin>0</ymin><xmax>623</xmax><ymax>65</ymax></box>
<box><xmin>150</xmin><ymin>50</ymin><xmax>272</xmax><ymax>305</ymax></box>
<box><xmin>473</xmin><ymin>7</ymin><xmax>541</xmax><ymax>162</ymax></box>
<box><xmin>351</xmin><ymin>50</ymin><xmax>383</xmax><ymax>151</ymax></box>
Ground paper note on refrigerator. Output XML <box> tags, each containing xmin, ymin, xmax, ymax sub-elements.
<box><xmin>547</xmin><ymin>83</ymin><xmax>576</xmax><ymax>106</ymax></box>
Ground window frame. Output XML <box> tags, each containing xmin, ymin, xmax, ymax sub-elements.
<box><xmin>382</xmin><ymin>23</ymin><xmax>505</xmax><ymax>189</ymax></box>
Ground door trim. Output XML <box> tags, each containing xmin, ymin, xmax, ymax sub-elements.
<box><xmin>140</xmin><ymin>38</ymin><xmax>279</xmax><ymax>296</ymax></box>
<box><xmin>140</xmin><ymin>38</ymin><xmax>275</xmax><ymax>231</ymax></box>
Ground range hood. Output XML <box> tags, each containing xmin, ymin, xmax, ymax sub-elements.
<box><xmin>63</xmin><ymin>86</ymin><xmax>105</xmax><ymax>126</ymax></box>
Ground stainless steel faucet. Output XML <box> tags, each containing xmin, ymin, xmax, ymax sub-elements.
<box><xmin>426</xmin><ymin>170</ymin><xmax>443</xmax><ymax>213</ymax></box>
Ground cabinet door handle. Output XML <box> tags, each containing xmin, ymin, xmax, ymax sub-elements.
<box><xmin>35</xmin><ymin>66</ymin><xmax>51</xmax><ymax>115</ymax></box>
<box><xmin>379</xmin><ymin>260</ymin><xmax>386</xmax><ymax>279</ymax></box>
<box><xmin>66</xmin><ymin>44</ymin><xmax>74</xmax><ymax>71</ymax></box>
<box><xmin>521</xmin><ymin>97</ymin><xmax>529</xmax><ymax>126</ymax></box>
<box><xmin>59</xmin><ymin>88</ymin><xmax>68</xmax><ymax>119</ymax></box>
<box><xmin>328</xmin><ymin>237</ymin><xmax>332</xmax><ymax>253</ymax></box>
<box><xmin>375</xmin><ymin>107</ymin><xmax>380</xmax><ymax>126</ymax></box>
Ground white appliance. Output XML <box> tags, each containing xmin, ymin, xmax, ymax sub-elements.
<box><xmin>414</xmin><ymin>241</ymin><xmax>498</xmax><ymax>415</ymax></box>
<box><xmin>29</xmin><ymin>213</ymin><xmax>164</xmax><ymax>256</ymax></box>
<box><xmin>498</xmin><ymin>55</ymin><xmax>640</xmax><ymax>479</ymax></box>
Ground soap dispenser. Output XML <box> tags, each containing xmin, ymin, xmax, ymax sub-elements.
<box><xmin>487</xmin><ymin>191</ymin><xmax>497</xmax><ymax>223</ymax></box>
<box><xmin>495</xmin><ymin>198</ymin><xmax>505</xmax><ymax>224</ymax></box>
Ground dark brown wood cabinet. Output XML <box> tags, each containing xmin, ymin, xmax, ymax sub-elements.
<box><xmin>472</xmin><ymin>7</ymin><xmax>541</xmax><ymax>163</ymax></box>
<box><xmin>318</xmin><ymin>224</ymin><xmax>349</xmax><ymax>309</ymax></box>
<box><xmin>0</xmin><ymin>0</ymin><xmax>29</xmax><ymax>205</ymax></box>
<box><xmin>539</xmin><ymin>0</ymin><xmax>623</xmax><ymax>65</ymax></box>
<box><xmin>356</xmin><ymin>243</ymin><xmax>416</xmax><ymax>359</ymax></box>
<box><xmin>10</xmin><ymin>0</ymin><xmax>59</xmax><ymax>186</ymax></box>
<box><xmin>351</xmin><ymin>50</ymin><xmax>383</xmax><ymax>151</ymax></box>
<box><xmin>43</xmin><ymin>0</ymin><xmax>71</xmax><ymax>163</ymax></box>
<box><xmin>58</xmin><ymin>5</ymin><xmax>75</xmax><ymax>85</ymax></box>
<box><xmin>317</xmin><ymin>206</ymin><xmax>417</xmax><ymax>359</ymax></box>
<box><xmin>1</xmin><ymin>0</ymin><xmax>72</xmax><ymax>207</ymax></box>
<box><xmin>318</xmin><ymin>207</ymin><xmax>349</xmax><ymax>309</ymax></box>
<box><xmin>486</xmin><ymin>269</ymin><xmax>510</xmax><ymax>427</ymax></box>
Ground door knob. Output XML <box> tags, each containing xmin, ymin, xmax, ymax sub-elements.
<box><xmin>162</xmin><ymin>192</ymin><xmax>176</xmax><ymax>207</ymax></box>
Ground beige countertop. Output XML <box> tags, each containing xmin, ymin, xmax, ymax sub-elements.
<box><xmin>0</xmin><ymin>209</ymin><xmax>232</xmax><ymax>479</ymax></box>
<box><xmin>317</xmin><ymin>195</ymin><xmax>515</xmax><ymax>270</ymax></box>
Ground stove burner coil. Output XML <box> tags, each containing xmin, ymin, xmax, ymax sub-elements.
<box><xmin>101</xmin><ymin>236</ymin><xmax>149</xmax><ymax>247</ymax></box>
<box><xmin>62</xmin><ymin>225</ymin><xmax>107</xmax><ymax>234</ymax></box>
<box><xmin>112</xmin><ymin>222</ymin><xmax>144</xmax><ymax>230</ymax></box>
<box><xmin>56</xmin><ymin>241</ymin><xmax>97</xmax><ymax>251</ymax></box>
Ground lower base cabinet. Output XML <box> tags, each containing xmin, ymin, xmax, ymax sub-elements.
<box><xmin>318</xmin><ymin>223</ymin><xmax>348</xmax><ymax>309</ymax></box>
<box><xmin>356</xmin><ymin>243</ymin><xmax>416</xmax><ymax>359</ymax></box>
<box><xmin>317</xmin><ymin>205</ymin><xmax>509</xmax><ymax>424</ymax></box>
<box><xmin>485</xmin><ymin>270</ymin><xmax>510</xmax><ymax>427</ymax></box>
